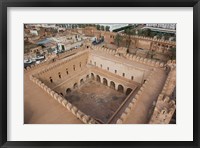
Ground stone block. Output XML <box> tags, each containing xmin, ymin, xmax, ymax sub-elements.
<box><xmin>71</xmin><ymin>106</ymin><xmax>78</xmax><ymax>115</ymax></box>
<box><xmin>77</xmin><ymin>110</ymin><xmax>84</xmax><ymax>119</ymax></box>
<box><xmin>66</xmin><ymin>102</ymin><xmax>73</xmax><ymax>110</ymax></box>
<box><xmin>82</xmin><ymin>115</ymin><xmax>90</xmax><ymax>123</ymax></box>
<box><xmin>62</xmin><ymin>99</ymin><xmax>68</xmax><ymax>107</ymax></box>
<box><xmin>57</xmin><ymin>96</ymin><xmax>64</xmax><ymax>103</ymax></box>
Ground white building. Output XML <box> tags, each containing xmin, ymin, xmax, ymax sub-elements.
<box><xmin>146</xmin><ymin>24</ymin><xmax>176</xmax><ymax>30</ymax></box>
<box><xmin>98</xmin><ymin>24</ymin><xmax>129</xmax><ymax>32</ymax></box>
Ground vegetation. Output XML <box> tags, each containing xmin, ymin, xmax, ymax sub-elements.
<box><xmin>114</xmin><ymin>33</ymin><xmax>123</xmax><ymax>47</ymax></box>
<box><xmin>96</xmin><ymin>24</ymin><xmax>100</xmax><ymax>30</ymax></box>
<box><xmin>168</xmin><ymin>47</ymin><xmax>176</xmax><ymax>60</ymax></box>
<box><xmin>106</xmin><ymin>26</ymin><xmax>110</xmax><ymax>31</ymax></box>
<box><xmin>124</xmin><ymin>29</ymin><xmax>132</xmax><ymax>50</ymax></box>
<box><xmin>136</xmin><ymin>28</ymin><xmax>176</xmax><ymax>41</ymax></box>
<box><xmin>147</xmin><ymin>50</ymin><xmax>156</xmax><ymax>59</ymax></box>
<box><xmin>100</xmin><ymin>25</ymin><xmax>105</xmax><ymax>31</ymax></box>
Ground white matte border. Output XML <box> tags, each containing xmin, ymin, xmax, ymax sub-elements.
<box><xmin>7</xmin><ymin>7</ymin><xmax>193</xmax><ymax>141</ymax></box>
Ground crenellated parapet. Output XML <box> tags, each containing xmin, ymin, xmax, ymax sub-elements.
<box><xmin>33</xmin><ymin>49</ymin><xmax>89</xmax><ymax>77</ymax></box>
<box><xmin>30</xmin><ymin>75</ymin><xmax>98</xmax><ymax>124</ymax></box>
<box><xmin>116</xmin><ymin>70</ymin><xmax>156</xmax><ymax>124</ymax></box>
<box><xmin>24</xmin><ymin>60</ymin><xmax>47</xmax><ymax>73</ymax></box>
<box><xmin>149</xmin><ymin>66</ymin><xmax>176</xmax><ymax>124</ymax></box>
<box><xmin>149</xmin><ymin>94</ymin><xmax>176</xmax><ymax>124</ymax></box>
<box><xmin>91</xmin><ymin>45</ymin><xmax>165</xmax><ymax>68</ymax></box>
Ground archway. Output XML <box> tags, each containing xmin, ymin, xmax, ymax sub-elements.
<box><xmin>91</xmin><ymin>73</ymin><xmax>95</xmax><ymax>80</ymax></box>
<box><xmin>118</xmin><ymin>84</ymin><xmax>124</xmax><ymax>93</ymax></box>
<box><xmin>80</xmin><ymin>79</ymin><xmax>84</xmax><ymax>85</ymax></box>
<box><xmin>66</xmin><ymin>88</ymin><xmax>71</xmax><ymax>94</ymax></box>
<box><xmin>96</xmin><ymin>75</ymin><xmax>101</xmax><ymax>83</ymax></box>
<box><xmin>110</xmin><ymin>81</ymin><xmax>115</xmax><ymax>90</ymax></box>
<box><xmin>103</xmin><ymin>78</ymin><xmax>108</xmax><ymax>86</ymax></box>
<box><xmin>126</xmin><ymin>88</ymin><xmax>133</xmax><ymax>95</ymax></box>
<box><xmin>73</xmin><ymin>83</ymin><xmax>78</xmax><ymax>89</ymax></box>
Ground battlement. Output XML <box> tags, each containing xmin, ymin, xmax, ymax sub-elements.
<box><xmin>91</xmin><ymin>45</ymin><xmax>165</xmax><ymax>68</ymax></box>
<box><xmin>149</xmin><ymin>94</ymin><xmax>176</xmax><ymax>124</ymax></box>
<box><xmin>30</xmin><ymin>75</ymin><xmax>98</xmax><ymax>124</ymax></box>
<box><xmin>116</xmin><ymin>70</ymin><xmax>156</xmax><ymax>124</ymax></box>
<box><xmin>149</xmin><ymin>65</ymin><xmax>176</xmax><ymax>124</ymax></box>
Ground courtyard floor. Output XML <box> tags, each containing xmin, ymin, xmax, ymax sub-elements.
<box><xmin>65</xmin><ymin>80</ymin><xmax>126</xmax><ymax>123</ymax></box>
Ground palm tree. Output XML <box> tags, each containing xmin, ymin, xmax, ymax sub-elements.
<box><xmin>114</xmin><ymin>33</ymin><xmax>123</xmax><ymax>47</ymax></box>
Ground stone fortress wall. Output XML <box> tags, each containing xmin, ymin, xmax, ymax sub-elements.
<box><xmin>149</xmin><ymin>60</ymin><xmax>176</xmax><ymax>124</ymax></box>
<box><xmin>27</xmin><ymin>40</ymin><xmax>176</xmax><ymax>124</ymax></box>
<box><xmin>80</xmin><ymin>27</ymin><xmax>176</xmax><ymax>53</ymax></box>
<box><xmin>116</xmin><ymin>69</ymin><xmax>156</xmax><ymax>124</ymax></box>
<box><xmin>30</xmin><ymin>75</ymin><xmax>98</xmax><ymax>124</ymax></box>
<box><xmin>90</xmin><ymin>45</ymin><xmax>165</xmax><ymax>84</ymax></box>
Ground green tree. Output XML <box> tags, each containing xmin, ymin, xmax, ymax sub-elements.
<box><xmin>147</xmin><ymin>50</ymin><xmax>156</xmax><ymax>59</ymax></box>
<box><xmin>101</xmin><ymin>25</ymin><xmax>105</xmax><ymax>31</ymax></box>
<box><xmin>106</xmin><ymin>26</ymin><xmax>110</xmax><ymax>31</ymax></box>
<box><xmin>143</xmin><ymin>29</ymin><xmax>151</xmax><ymax>37</ymax></box>
<box><xmin>114</xmin><ymin>33</ymin><xmax>123</xmax><ymax>47</ymax></box>
<box><xmin>96</xmin><ymin>24</ymin><xmax>100</xmax><ymax>30</ymax></box>
<box><xmin>124</xmin><ymin>29</ymin><xmax>132</xmax><ymax>50</ymax></box>
<box><xmin>168</xmin><ymin>47</ymin><xmax>176</xmax><ymax>60</ymax></box>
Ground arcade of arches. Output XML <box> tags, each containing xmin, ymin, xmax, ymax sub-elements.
<box><xmin>33</xmin><ymin>49</ymin><xmax>151</xmax><ymax>124</ymax></box>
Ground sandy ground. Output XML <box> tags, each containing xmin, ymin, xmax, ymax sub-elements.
<box><xmin>65</xmin><ymin>80</ymin><xmax>126</xmax><ymax>123</ymax></box>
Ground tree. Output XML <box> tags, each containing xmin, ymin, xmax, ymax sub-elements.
<box><xmin>143</xmin><ymin>29</ymin><xmax>151</xmax><ymax>37</ymax></box>
<box><xmin>114</xmin><ymin>33</ymin><xmax>123</xmax><ymax>47</ymax></box>
<box><xmin>96</xmin><ymin>24</ymin><xmax>100</xmax><ymax>30</ymax></box>
<box><xmin>101</xmin><ymin>25</ymin><xmax>105</xmax><ymax>31</ymax></box>
<box><xmin>124</xmin><ymin>29</ymin><xmax>132</xmax><ymax>50</ymax></box>
<box><xmin>147</xmin><ymin>50</ymin><xmax>156</xmax><ymax>59</ymax></box>
<box><xmin>168</xmin><ymin>47</ymin><xmax>176</xmax><ymax>60</ymax></box>
<box><xmin>106</xmin><ymin>26</ymin><xmax>110</xmax><ymax>31</ymax></box>
<box><xmin>82</xmin><ymin>24</ymin><xmax>86</xmax><ymax>28</ymax></box>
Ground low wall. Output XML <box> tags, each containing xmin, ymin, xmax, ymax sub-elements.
<box><xmin>91</xmin><ymin>45</ymin><xmax>165</xmax><ymax>68</ymax></box>
<box><xmin>116</xmin><ymin>70</ymin><xmax>155</xmax><ymax>124</ymax></box>
<box><xmin>30</xmin><ymin>75</ymin><xmax>98</xmax><ymax>124</ymax></box>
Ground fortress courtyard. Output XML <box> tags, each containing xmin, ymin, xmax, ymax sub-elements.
<box><xmin>24</xmin><ymin>26</ymin><xmax>176</xmax><ymax>124</ymax></box>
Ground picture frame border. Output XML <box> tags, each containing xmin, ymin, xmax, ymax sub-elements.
<box><xmin>0</xmin><ymin>0</ymin><xmax>199</xmax><ymax>147</ymax></box>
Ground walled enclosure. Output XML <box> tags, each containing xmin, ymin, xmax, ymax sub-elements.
<box><xmin>29</xmin><ymin>41</ymin><xmax>174</xmax><ymax>124</ymax></box>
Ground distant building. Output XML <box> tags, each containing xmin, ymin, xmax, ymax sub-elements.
<box><xmin>146</xmin><ymin>24</ymin><xmax>176</xmax><ymax>30</ymax></box>
<box><xmin>98</xmin><ymin>24</ymin><xmax>129</xmax><ymax>32</ymax></box>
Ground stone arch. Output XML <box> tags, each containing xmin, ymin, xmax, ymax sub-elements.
<box><xmin>110</xmin><ymin>81</ymin><xmax>115</xmax><ymax>90</ymax></box>
<box><xmin>73</xmin><ymin>83</ymin><xmax>78</xmax><ymax>89</ymax></box>
<box><xmin>96</xmin><ymin>75</ymin><xmax>101</xmax><ymax>82</ymax></box>
<box><xmin>126</xmin><ymin>88</ymin><xmax>133</xmax><ymax>95</ymax></box>
<box><xmin>66</xmin><ymin>88</ymin><xmax>71</xmax><ymax>94</ymax></box>
<box><xmin>118</xmin><ymin>84</ymin><xmax>124</xmax><ymax>93</ymax></box>
<box><xmin>80</xmin><ymin>79</ymin><xmax>84</xmax><ymax>85</ymax></box>
<box><xmin>91</xmin><ymin>73</ymin><xmax>95</xmax><ymax>80</ymax></box>
<box><xmin>103</xmin><ymin>78</ymin><xmax>108</xmax><ymax>86</ymax></box>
